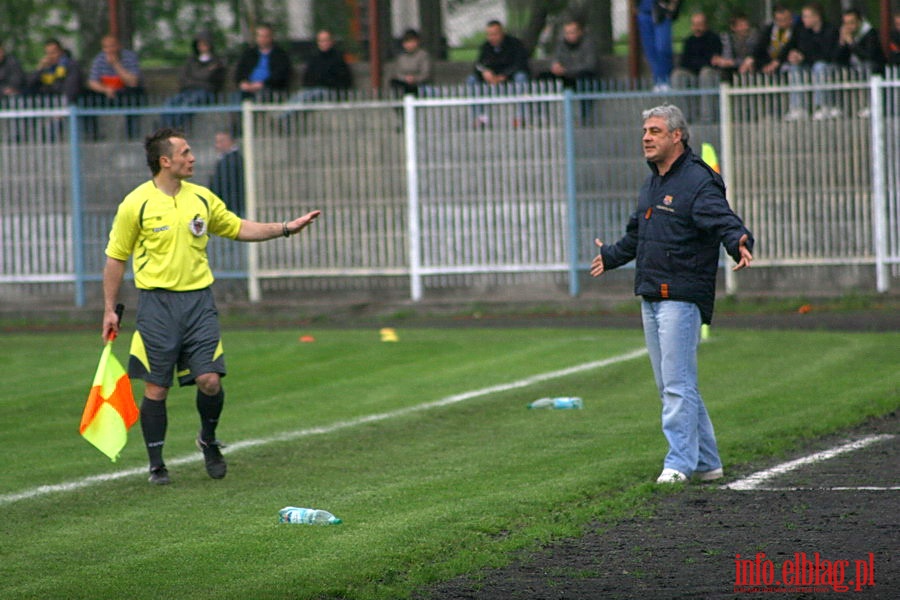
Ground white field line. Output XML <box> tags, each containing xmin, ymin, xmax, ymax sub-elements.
<box><xmin>0</xmin><ymin>347</ymin><xmax>648</xmax><ymax>507</ymax></box>
<box><xmin>724</xmin><ymin>434</ymin><xmax>896</xmax><ymax>491</ymax></box>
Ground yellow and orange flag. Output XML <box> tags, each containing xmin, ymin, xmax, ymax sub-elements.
<box><xmin>80</xmin><ymin>329</ymin><xmax>138</xmax><ymax>462</ymax></box>
<box><xmin>701</xmin><ymin>143</ymin><xmax>720</xmax><ymax>174</ymax></box>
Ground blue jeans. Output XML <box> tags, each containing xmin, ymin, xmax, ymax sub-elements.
<box><xmin>641</xmin><ymin>299</ymin><xmax>721</xmax><ymax>476</ymax></box>
<box><xmin>466</xmin><ymin>71</ymin><xmax>530</xmax><ymax>120</ymax></box>
<box><xmin>783</xmin><ymin>61</ymin><xmax>834</xmax><ymax>111</ymax></box>
<box><xmin>637</xmin><ymin>12</ymin><xmax>673</xmax><ymax>86</ymax></box>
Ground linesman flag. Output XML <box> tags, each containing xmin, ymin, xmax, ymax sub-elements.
<box><xmin>701</xmin><ymin>143</ymin><xmax>720</xmax><ymax>174</ymax></box>
<box><xmin>79</xmin><ymin>304</ymin><xmax>138</xmax><ymax>461</ymax></box>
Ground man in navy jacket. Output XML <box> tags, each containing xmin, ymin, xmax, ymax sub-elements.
<box><xmin>591</xmin><ymin>104</ymin><xmax>753</xmax><ymax>484</ymax></box>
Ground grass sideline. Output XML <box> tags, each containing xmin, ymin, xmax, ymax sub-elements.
<box><xmin>1</xmin><ymin>327</ymin><xmax>897</xmax><ymax>599</ymax></box>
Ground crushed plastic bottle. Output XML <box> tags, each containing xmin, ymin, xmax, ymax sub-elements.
<box><xmin>527</xmin><ymin>397</ymin><xmax>583</xmax><ymax>410</ymax></box>
<box><xmin>278</xmin><ymin>506</ymin><xmax>342</xmax><ymax>525</ymax></box>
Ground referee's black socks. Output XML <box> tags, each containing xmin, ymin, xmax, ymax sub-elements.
<box><xmin>197</xmin><ymin>389</ymin><xmax>224</xmax><ymax>443</ymax></box>
<box><xmin>140</xmin><ymin>397</ymin><xmax>167</xmax><ymax>468</ymax></box>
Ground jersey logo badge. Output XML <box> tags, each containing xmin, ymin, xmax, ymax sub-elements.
<box><xmin>663</xmin><ymin>195</ymin><xmax>673</xmax><ymax>206</ymax></box>
<box><xmin>189</xmin><ymin>215</ymin><xmax>207</xmax><ymax>237</ymax></box>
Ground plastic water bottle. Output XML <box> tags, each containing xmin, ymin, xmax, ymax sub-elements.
<box><xmin>528</xmin><ymin>397</ymin><xmax>583</xmax><ymax>410</ymax></box>
<box><xmin>278</xmin><ymin>506</ymin><xmax>342</xmax><ymax>525</ymax></box>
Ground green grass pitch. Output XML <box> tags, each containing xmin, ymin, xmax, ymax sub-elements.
<box><xmin>0</xmin><ymin>326</ymin><xmax>896</xmax><ymax>599</ymax></box>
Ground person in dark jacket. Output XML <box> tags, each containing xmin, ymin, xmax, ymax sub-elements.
<box><xmin>591</xmin><ymin>104</ymin><xmax>753</xmax><ymax>485</ymax></box>
<box><xmin>0</xmin><ymin>42</ymin><xmax>25</xmax><ymax>99</ymax></box>
<box><xmin>835</xmin><ymin>9</ymin><xmax>885</xmax><ymax>76</ymax></box>
<box><xmin>300</xmin><ymin>29</ymin><xmax>352</xmax><ymax>94</ymax></box>
<box><xmin>888</xmin><ymin>13</ymin><xmax>900</xmax><ymax>66</ymax></box>
<box><xmin>466</xmin><ymin>20</ymin><xmax>530</xmax><ymax>127</ymax></box>
<box><xmin>670</xmin><ymin>12</ymin><xmax>721</xmax><ymax>122</ymax></box>
<box><xmin>782</xmin><ymin>2</ymin><xmax>840</xmax><ymax>120</ymax></box>
<box><xmin>209</xmin><ymin>131</ymin><xmax>244</xmax><ymax>218</ymax></box>
<box><xmin>234</xmin><ymin>23</ymin><xmax>292</xmax><ymax>101</ymax></box>
<box><xmin>740</xmin><ymin>4</ymin><xmax>801</xmax><ymax>75</ymax></box>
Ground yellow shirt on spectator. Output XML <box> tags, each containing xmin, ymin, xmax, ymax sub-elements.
<box><xmin>105</xmin><ymin>180</ymin><xmax>242</xmax><ymax>291</ymax></box>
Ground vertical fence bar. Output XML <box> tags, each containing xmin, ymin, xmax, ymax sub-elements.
<box><xmin>869</xmin><ymin>76</ymin><xmax>888</xmax><ymax>292</ymax></box>
<box><xmin>720</xmin><ymin>83</ymin><xmax>738</xmax><ymax>295</ymax></box>
<box><xmin>563</xmin><ymin>90</ymin><xmax>579</xmax><ymax>296</ymax></box>
<box><xmin>404</xmin><ymin>94</ymin><xmax>423</xmax><ymax>301</ymax></box>
<box><xmin>242</xmin><ymin>100</ymin><xmax>261</xmax><ymax>302</ymax></box>
<box><xmin>68</xmin><ymin>104</ymin><xmax>86</xmax><ymax>306</ymax></box>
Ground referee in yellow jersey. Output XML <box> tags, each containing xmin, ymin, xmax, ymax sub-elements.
<box><xmin>102</xmin><ymin>128</ymin><xmax>320</xmax><ymax>485</ymax></box>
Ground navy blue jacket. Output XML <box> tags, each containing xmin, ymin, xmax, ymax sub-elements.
<box><xmin>600</xmin><ymin>146</ymin><xmax>754</xmax><ymax>324</ymax></box>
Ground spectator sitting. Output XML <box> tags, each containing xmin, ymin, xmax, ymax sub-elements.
<box><xmin>740</xmin><ymin>4</ymin><xmax>800</xmax><ymax>75</ymax></box>
<box><xmin>671</xmin><ymin>12</ymin><xmax>721</xmax><ymax>123</ymax></box>
<box><xmin>27</xmin><ymin>38</ymin><xmax>82</xmax><ymax>103</ymax></box>
<box><xmin>162</xmin><ymin>32</ymin><xmax>226</xmax><ymax>130</ymax></box>
<box><xmin>0</xmin><ymin>41</ymin><xmax>26</xmax><ymax>99</ymax></box>
<box><xmin>234</xmin><ymin>23</ymin><xmax>292</xmax><ymax>101</ymax></box>
<box><xmin>889</xmin><ymin>13</ymin><xmax>900</xmax><ymax>66</ymax></box>
<box><xmin>385</xmin><ymin>29</ymin><xmax>433</xmax><ymax>97</ymax></box>
<box><xmin>291</xmin><ymin>29</ymin><xmax>353</xmax><ymax>103</ymax></box>
<box><xmin>467</xmin><ymin>20</ymin><xmax>530</xmax><ymax>127</ymax></box>
<box><xmin>469</xmin><ymin>20</ymin><xmax>529</xmax><ymax>88</ymax></box>
<box><xmin>538</xmin><ymin>19</ymin><xmax>598</xmax><ymax>90</ymax></box>
<box><xmin>781</xmin><ymin>2</ymin><xmax>840</xmax><ymax>121</ymax></box>
<box><xmin>83</xmin><ymin>34</ymin><xmax>146</xmax><ymax>139</ymax></box>
<box><xmin>713</xmin><ymin>12</ymin><xmax>760</xmax><ymax>81</ymax></box>
<box><xmin>835</xmin><ymin>9</ymin><xmax>885</xmax><ymax>76</ymax></box>
<box><xmin>209</xmin><ymin>131</ymin><xmax>245</xmax><ymax>218</ymax></box>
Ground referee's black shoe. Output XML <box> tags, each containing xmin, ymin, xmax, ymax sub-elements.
<box><xmin>196</xmin><ymin>436</ymin><xmax>227</xmax><ymax>479</ymax></box>
<box><xmin>148</xmin><ymin>465</ymin><xmax>170</xmax><ymax>485</ymax></box>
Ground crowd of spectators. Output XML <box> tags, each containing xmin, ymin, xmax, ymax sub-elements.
<box><xmin>666</xmin><ymin>3</ymin><xmax>894</xmax><ymax>122</ymax></box>
<box><xmin>2</xmin><ymin>6</ymin><xmax>900</xmax><ymax>136</ymax></box>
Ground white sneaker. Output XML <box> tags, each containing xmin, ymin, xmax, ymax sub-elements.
<box><xmin>857</xmin><ymin>107</ymin><xmax>871</xmax><ymax>119</ymax></box>
<box><xmin>783</xmin><ymin>108</ymin><xmax>807</xmax><ymax>122</ymax></box>
<box><xmin>656</xmin><ymin>468</ymin><xmax>688</xmax><ymax>484</ymax></box>
<box><xmin>813</xmin><ymin>106</ymin><xmax>842</xmax><ymax>121</ymax></box>
<box><xmin>694</xmin><ymin>467</ymin><xmax>724</xmax><ymax>482</ymax></box>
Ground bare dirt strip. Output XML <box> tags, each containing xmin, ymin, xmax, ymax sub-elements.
<box><xmin>417</xmin><ymin>411</ymin><xmax>898</xmax><ymax>599</ymax></box>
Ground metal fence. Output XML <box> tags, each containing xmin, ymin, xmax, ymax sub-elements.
<box><xmin>0</xmin><ymin>75</ymin><xmax>898</xmax><ymax>307</ymax></box>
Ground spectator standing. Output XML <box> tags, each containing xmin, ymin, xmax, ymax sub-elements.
<box><xmin>467</xmin><ymin>20</ymin><xmax>530</xmax><ymax>127</ymax></box>
<box><xmin>234</xmin><ymin>23</ymin><xmax>292</xmax><ymax>101</ymax></box>
<box><xmin>386</xmin><ymin>29</ymin><xmax>433</xmax><ymax>97</ymax></box>
<box><xmin>102</xmin><ymin>127</ymin><xmax>320</xmax><ymax>485</ymax></box>
<box><xmin>0</xmin><ymin>42</ymin><xmax>26</xmax><ymax>98</ymax></box>
<box><xmin>671</xmin><ymin>12</ymin><xmax>721</xmax><ymax>123</ymax></box>
<box><xmin>84</xmin><ymin>35</ymin><xmax>146</xmax><ymax>139</ymax></box>
<box><xmin>888</xmin><ymin>13</ymin><xmax>900</xmax><ymax>66</ymax></box>
<box><xmin>162</xmin><ymin>32</ymin><xmax>226</xmax><ymax>130</ymax></box>
<box><xmin>782</xmin><ymin>2</ymin><xmax>840</xmax><ymax>121</ymax></box>
<box><xmin>209</xmin><ymin>131</ymin><xmax>245</xmax><ymax>218</ymax></box>
<box><xmin>713</xmin><ymin>13</ymin><xmax>760</xmax><ymax>80</ymax></box>
<box><xmin>834</xmin><ymin>9</ymin><xmax>885</xmax><ymax>76</ymax></box>
<box><xmin>636</xmin><ymin>0</ymin><xmax>680</xmax><ymax>91</ymax></box>
<box><xmin>591</xmin><ymin>104</ymin><xmax>753</xmax><ymax>485</ymax></box>
<box><xmin>740</xmin><ymin>4</ymin><xmax>800</xmax><ymax>75</ymax></box>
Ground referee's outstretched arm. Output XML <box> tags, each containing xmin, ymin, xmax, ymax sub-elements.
<box><xmin>236</xmin><ymin>210</ymin><xmax>321</xmax><ymax>241</ymax></box>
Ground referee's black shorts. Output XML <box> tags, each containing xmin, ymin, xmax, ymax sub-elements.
<box><xmin>129</xmin><ymin>288</ymin><xmax>226</xmax><ymax>387</ymax></box>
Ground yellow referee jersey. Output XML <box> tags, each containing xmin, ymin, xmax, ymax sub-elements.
<box><xmin>105</xmin><ymin>180</ymin><xmax>243</xmax><ymax>290</ymax></box>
